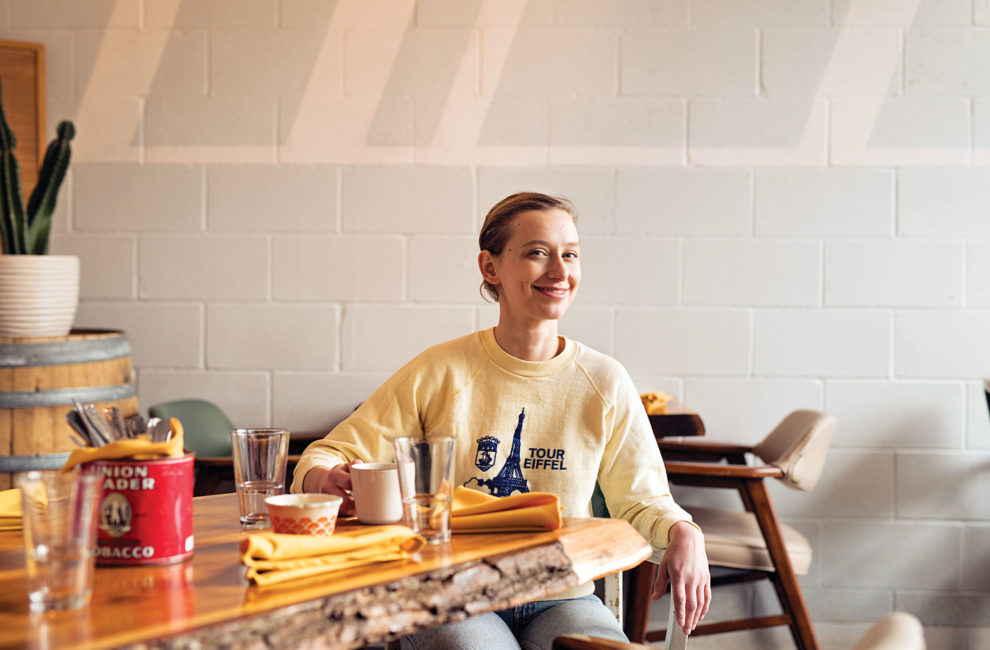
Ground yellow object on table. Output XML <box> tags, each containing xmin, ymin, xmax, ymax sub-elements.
<box><xmin>451</xmin><ymin>486</ymin><xmax>562</xmax><ymax>533</ymax></box>
<box><xmin>0</xmin><ymin>488</ymin><xmax>22</xmax><ymax>531</ymax></box>
<box><xmin>60</xmin><ymin>418</ymin><xmax>185</xmax><ymax>472</ymax></box>
<box><xmin>240</xmin><ymin>526</ymin><xmax>426</xmax><ymax>586</ymax></box>
<box><xmin>640</xmin><ymin>391</ymin><xmax>673</xmax><ymax>415</ymax></box>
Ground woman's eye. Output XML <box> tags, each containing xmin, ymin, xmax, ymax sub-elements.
<box><xmin>528</xmin><ymin>249</ymin><xmax>547</xmax><ymax>257</ymax></box>
<box><xmin>564</xmin><ymin>251</ymin><xmax>578</xmax><ymax>259</ymax></box>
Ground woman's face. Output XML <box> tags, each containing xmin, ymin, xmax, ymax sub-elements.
<box><xmin>482</xmin><ymin>208</ymin><xmax>581</xmax><ymax>324</ymax></box>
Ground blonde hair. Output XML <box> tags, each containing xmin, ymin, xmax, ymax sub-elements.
<box><xmin>478</xmin><ymin>192</ymin><xmax>577</xmax><ymax>302</ymax></box>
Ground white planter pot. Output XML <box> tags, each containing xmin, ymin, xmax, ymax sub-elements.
<box><xmin>0</xmin><ymin>255</ymin><xmax>80</xmax><ymax>338</ymax></box>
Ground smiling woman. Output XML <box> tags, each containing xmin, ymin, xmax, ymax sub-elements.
<box><xmin>293</xmin><ymin>192</ymin><xmax>710</xmax><ymax>650</ymax></box>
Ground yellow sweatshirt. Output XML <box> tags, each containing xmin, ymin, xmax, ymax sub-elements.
<box><xmin>292</xmin><ymin>329</ymin><xmax>694</xmax><ymax>595</ymax></box>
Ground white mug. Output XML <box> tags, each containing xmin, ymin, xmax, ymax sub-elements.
<box><xmin>351</xmin><ymin>462</ymin><xmax>403</xmax><ymax>525</ymax></box>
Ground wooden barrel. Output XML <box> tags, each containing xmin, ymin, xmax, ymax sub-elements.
<box><xmin>0</xmin><ymin>330</ymin><xmax>139</xmax><ymax>488</ymax></box>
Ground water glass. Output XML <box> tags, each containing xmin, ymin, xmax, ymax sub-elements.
<box><xmin>230</xmin><ymin>428</ymin><xmax>290</xmax><ymax>529</ymax></box>
<box><xmin>393</xmin><ymin>436</ymin><xmax>456</xmax><ymax>544</ymax></box>
<box><xmin>17</xmin><ymin>469</ymin><xmax>102</xmax><ymax>613</ymax></box>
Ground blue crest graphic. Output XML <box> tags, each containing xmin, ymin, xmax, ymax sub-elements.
<box><xmin>474</xmin><ymin>435</ymin><xmax>499</xmax><ymax>471</ymax></box>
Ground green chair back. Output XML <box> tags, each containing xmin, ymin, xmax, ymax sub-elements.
<box><xmin>148</xmin><ymin>399</ymin><xmax>234</xmax><ymax>457</ymax></box>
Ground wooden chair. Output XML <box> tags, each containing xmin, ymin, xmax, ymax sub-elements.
<box><xmin>148</xmin><ymin>399</ymin><xmax>301</xmax><ymax>496</ymax></box>
<box><xmin>624</xmin><ymin>410</ymin><xmax>836</xmax><ymax>650</ymax></box>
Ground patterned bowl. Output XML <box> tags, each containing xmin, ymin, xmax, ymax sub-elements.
<box><xmin>264</xmin><ymin>494</ymin><xmax>342</xmax><ymax>536</ymax></box>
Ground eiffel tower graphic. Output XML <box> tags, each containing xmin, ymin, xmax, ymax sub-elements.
<box><xmin>475</xmin><ymin>408</ymin><xmax>530</xmax><ymax>497</ymax></box>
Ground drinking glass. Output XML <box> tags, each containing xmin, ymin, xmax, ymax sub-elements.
<box><xmin>17</xmin><ymin>469</ymin><xmax>102</xmax><ymax>613</ymax></box>
<box><xmin>230</xmin><ymin>428</ymin><xmax>290</xmax><ymax>529</ymax></box>
<box><xmin>393</xmin><ymin>436</ymin><xmax>456</xmax><ymax>544</ymax></box>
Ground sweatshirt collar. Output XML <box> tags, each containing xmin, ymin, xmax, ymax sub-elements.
<box><xmin>480</xmin><ymin>328</ymin><xmax>579</xmax><ymax>377</ymax></box>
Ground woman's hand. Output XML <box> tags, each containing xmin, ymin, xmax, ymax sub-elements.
<box><xmin>653</xmin><ymin>521</ymin><xmax>711</xmax><ymax>635</ymax></box>
<box><xmin>301</xmin><ymin>463</ymin><xmax>355</xmax><ymax>516</ymax></box>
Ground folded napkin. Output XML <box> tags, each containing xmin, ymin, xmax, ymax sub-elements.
<box><xmin>241</xmin><ymin>526</ymin><xmax>425</xmax><ymax>586</ymax></box>
<box><xmin>640</xmin><ymin>391</ymin><xmax>673</xmax><ymax>415</ymax></box>
<box><xmin>0</xmin><ymin>488</ymin><xmax>22</xmax><ymax>532</ymax></box>
<box><xmin>451</xmin><ymin>486</ymin><xmax>562</xmax><ymax>533</ymax></box>
<box><xmin>60</xmin><ymin>418</ymin><xmax>185</xmax><ymax>472</ymax></box>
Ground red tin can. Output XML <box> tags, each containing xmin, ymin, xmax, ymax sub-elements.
<box><xmin>91</xmin><ymin>453</ymin><xmax>194</xmax><ymax>566</ymax></box>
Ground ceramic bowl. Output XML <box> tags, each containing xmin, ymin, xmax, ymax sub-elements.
<box><xmin>264</xmin><ymin>494</ymin><xmax>343</xmax><ymax>536</ymax></box>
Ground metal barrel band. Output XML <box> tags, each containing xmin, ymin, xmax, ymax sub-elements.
<box><xmin>0</xmin><ymin>333</ymin><xmax>131</xmax><ymax>368</ymax></box>
<box><xmin>0</xmin><ymin>383</ymin><xmax>136</xmax><ymax>408</ymax></box>
<box><xmin>0</xmin><ymin>453</ymin><xmax>70</xmax><ymax>473</ymax></box>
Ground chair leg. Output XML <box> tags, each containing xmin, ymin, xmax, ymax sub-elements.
<box><xmin>744</xmin><ymin>480</ymin><xmax>818</xmax><ymax>650</ymax></box>
<box><xmin>623</xmin><ymin>561</ymin><xmax>656</xmax><ymax>643</ymax></box>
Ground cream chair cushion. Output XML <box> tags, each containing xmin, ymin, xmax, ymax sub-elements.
<box><xmin>852</xmin><ymin>612</ymin><xmax>926</xmax><ymax>650</ymax></box>
<box><xmin>688</xmin><ymin>506</ymin><xmax>813</xmax><ymax>574</ymax></box>
<box><xmin>753</xmin><ymin>410</ymin><xmax>836</xmax><ymax>492</ymax></box>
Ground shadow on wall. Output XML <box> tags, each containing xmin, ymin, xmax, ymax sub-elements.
<box><xmin>61</xmin><ymin>0</ymin><xmax>938</xmax><ymax>153</ymax></box>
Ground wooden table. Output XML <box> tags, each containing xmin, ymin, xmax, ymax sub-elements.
<box><xmin>0</xmin><ymin>494</ymin><xmax>650</xmax><ymax>650</ymax></box>
<box><xmin>649</xmin><ymin>399</ymin><xmax>706</xmax><ymax>439</ymax></box>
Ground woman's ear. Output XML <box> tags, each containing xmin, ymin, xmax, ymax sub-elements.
<box><xmin>478</xmin><ymin>250</ymin><xmax>498</xmax><ymax>284</ymax></box>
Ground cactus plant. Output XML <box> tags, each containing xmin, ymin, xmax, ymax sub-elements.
<box><xmin>0</xmin><ymin>73</ymin><xmax>74</xmax><ymax>255</ymax></box>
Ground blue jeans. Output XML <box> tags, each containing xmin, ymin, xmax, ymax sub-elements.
<box><xmin>400</xmin><ymin>593</ymin><xmax>627</xmax><ymax>650</ymax></box>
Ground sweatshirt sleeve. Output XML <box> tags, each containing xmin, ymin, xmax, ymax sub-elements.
<box><xmin>595</xmin><ymin>369</ymin><xmax>697</xmax><ymax>560</ymax></box>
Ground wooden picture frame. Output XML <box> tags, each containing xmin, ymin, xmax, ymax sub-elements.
<box><xmin>0</xmin><ymin>40</ymin><xmax>46</xmax><ymax>195</ymax></box>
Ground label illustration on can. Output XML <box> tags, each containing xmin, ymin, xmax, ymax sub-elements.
<box><xmin>100</xmin><ymin>492</ymin><xmax>133</xmax><ymax>538</ymax></box>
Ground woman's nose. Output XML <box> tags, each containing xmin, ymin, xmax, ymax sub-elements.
<box><xmin>547</xmin><ymin>254</ymin><xmax>568</xmax><ymax>278</ymax></box>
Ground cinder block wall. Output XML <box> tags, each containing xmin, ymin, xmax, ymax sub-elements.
<box><xmin>5</xmin><ymin>0</ymin><xmax>988</xmax><ymax>647</ymax></box>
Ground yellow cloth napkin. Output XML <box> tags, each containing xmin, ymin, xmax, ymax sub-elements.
<box><xmin>0</xmin><ymin>488</ymin><xmax>22</xmax><ymax>531</ymax></box>
<box><xmin>241</xmin><ymin>525</ymin><xmax>425</xmax><ymax>586</ymax></box>
<box><xmin>60</xmin><ymin>418</ymin><xmax>185</xmax><ymax>472</ymax></box>
<box><xmin>451</xmin><ymin>486</ymin><xmax>562</xmax><ymax>533</ymax></box>
<box><xmin>640</xmin><ymin>391</ymin><xmax>673</xmax><ymax>415</ymax></box>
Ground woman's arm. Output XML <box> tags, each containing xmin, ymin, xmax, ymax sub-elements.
<box><xmin>654</xmin><ymin>521</ymin><xmax>711</xmax><ymax>635</ymax></box>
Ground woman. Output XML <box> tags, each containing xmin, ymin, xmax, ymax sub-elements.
<box><xmin>292</xmin><ymin>192</ymin><xmax>711</xmax><ymax>649</ymax></box>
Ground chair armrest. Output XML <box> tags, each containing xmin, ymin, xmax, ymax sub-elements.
<box><xmin>658</xmin><ymin>440</ymin><xmax>753</xmax><ymax>464</ymax></box>
<box><xmin>663</xmin><ymin>460</ymin><xmax>784</xmax><ymax>479</ymax></box>
<box><xmin>658</xmin><ymin>440</ymin><xmax>753</xmax><ymax>455</ymax></box>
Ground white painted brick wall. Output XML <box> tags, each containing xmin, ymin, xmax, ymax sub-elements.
<box><xmin>482</xmin><ymin>28</ymin><xmax>616</xmax><ymax>96</ymax></box>
<box><xmin>690</xmin><ymin>99</ymin><xmax>827</xmax><ymax>165</ymax></box>
<box><xmin>684</xmin><ymin>240</ymin><xmax>820</xmax><ymax>306</ymax></box>
<box><xmin>754</xmin><ymin>169</ymin><xmax>893</xmax><ymax>237</ymax></box>
<box><xmin>578</xmin><ymin>237</ymin><xmax>679</xmax><ymax>305</ymax></box>
<box><xmin>341</xmin><ymin>166</ymin><xmax>474</xmax><ymax>233</ymax></box>
<box><xmin>148</xmin><ymin>0</ymin><xmax>276</xmax><ymax>28</ymax></box>
<box><xmin>824</xmin><ymin>240</ymin><xmax>963</xmax><ymax>307</ymax></box>
<box><xmin>140</xmin><ymin>236</ymin><xmax>270</xmax><ymax>300</ymax></box>
<box><xmin>145</xmin><ymin>98</ymin><xmax>276</xmax><ymax>164</ymax></box>
<box><xmin>896</xmin><ymin>452</ymin><xmax>990</xmax><ymax>519</ymax></box>
<box><xmin>690</xmin><ymin>0</ymin><xmax>828</xmax><ymax>27</ymax></box>
<box><xmin>346</xmin><ymin>29</ymin><xmax>479</xmax><ymax>98</ymax></box>
<box><xmin>833</xmin><ymin>0</ymin><xmax>971</xmax><ymax>26</ymax></box>
<box><xmin>827</xmin><ymin>380</ymin><xmax>963</xmax><ymax>449</ymax></box>
<box><xmin>408</xmin><ymin>235</ymin><xmax>481</xmax><ymax>302</ymax></box>
<box><xmin>74</xmin><ymin>165</ymin><xmax>203</xmax><ymax>231</ymax></box>
<box><xmin>895</xmin><ymin>313</ymin><xmax>990</xmax><ymax>378</ymax></box>
<box><xmin>206</xmin><ymin>303</ymin><xmax>337</xmax><ymax>370</ymax></box>
<box><xmin>274</xmin><ymin>235</ymin><xmax>405</xmax><ymax>301</ymax></box>
<box><xmin>207</xmin><ymin>166</ymin><xmax>338</xmax><ymax>232</ymax></box>
<box><xmin>754</xmin><ymin>310</ymin><xmax>890</xmax><ymax>377</ymax></box>
<box><xmin>621</xmin><ymin>29</ymin><xmax>757</xmax><ymax>96</ymax></box>
<box><xmin>899</xmin><ymin>168</ymin><xmax>990</xmax><ymax>237</ymax></box>
<box><xmin>617</xmin><ymin>169</ymin><xmax>751</xmax><ymax>236</ymax></box>
<box><xmin>968</xmin><ymin>241</ymin><xmax>990</xmax><ymax>307</ymax></box>
<box><xmin>26</xmin><ymin>3</ymin><xmax>990</xmax><ymax>633</ymax></box>
<box><xmin>138</xmin><ymin>370</ymin><xmax>270</xmax><ymax>428</ymax></box>
<box><xmin>211</xmin><ymin>30</ymin><xmax>342</xmax><ymax>97</ymax></box>
<box><xmin>50</xmin><ymin>234</ymin><xmax>135</xmax><ymax>299</ymax></box>
<box><xmin>830</xmin><ymin>98</ymin><xmax>970</xmax><ymax>165</ymax></box>
<box><xmin>341</xmin><ymin>305</ymin><xmax>475</xmax><ymax>371</ymax></box>
<box><xmin>762</xmin><ymin>28</ymin><xmax>901</xmax><ymax>96</ymax></box>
